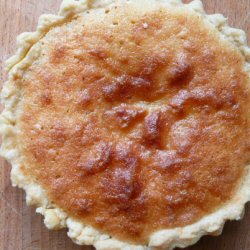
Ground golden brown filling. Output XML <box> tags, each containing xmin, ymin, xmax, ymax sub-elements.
<box><xmin>18</xmin><ymin>4</ymin><xmax>250</xmax><ymax>244</ymax></box>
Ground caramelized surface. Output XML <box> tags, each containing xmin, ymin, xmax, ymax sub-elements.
<box><xmin>18</xmin><ymin>4</ymin><xmax>250</xmax><ymax>244</ymax></box>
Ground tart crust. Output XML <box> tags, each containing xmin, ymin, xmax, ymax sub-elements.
<box><xmin>1</xmin><ymin>0</ymin><xmax>250</xmax><ymax>249</ymax></box>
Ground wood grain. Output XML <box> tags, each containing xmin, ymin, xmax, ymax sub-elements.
<box><xmin>0</xmin><ymin>1</ymin><xmax>249</xmax><ymax>250</ymax></box>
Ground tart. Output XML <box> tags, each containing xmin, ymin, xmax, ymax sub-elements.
<box><xmin>1</xmin><ymin>0</ymin><xmax>250</xmax><ymax>249</ymax></box>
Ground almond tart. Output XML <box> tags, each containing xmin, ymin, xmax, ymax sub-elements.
<box><xmin>1</xmin><ymin>0</ymin><xmax>250</xmax><ymax>249</ymax></box>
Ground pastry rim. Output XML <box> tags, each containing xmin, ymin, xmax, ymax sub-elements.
<box><xmin>1</xmin><ymin>0</ymin><xmax>250</xmax><ymax>249</ymax></box>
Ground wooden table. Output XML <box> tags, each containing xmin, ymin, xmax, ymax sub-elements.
<box><xmin>0</xmin><ymin>0</ymin><xmax>249</xmax><ymax>249</ymax></box>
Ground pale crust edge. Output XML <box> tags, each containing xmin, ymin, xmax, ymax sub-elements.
<box><xmin>1</xmin><ymin>0</ymin><xmax>250</xmax><ymax>250</ymax></box>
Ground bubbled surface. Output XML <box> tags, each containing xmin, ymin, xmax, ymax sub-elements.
<box><xmin>18</xmin><ymin>2</ymin><xmax>250</xmax><ymax>244</ymax></box>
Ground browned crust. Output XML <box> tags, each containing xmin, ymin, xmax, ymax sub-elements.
<box><xmin>17</xmin><ymin>4</ymin><xmax>250</xmax><ymax>244</ymax></box>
